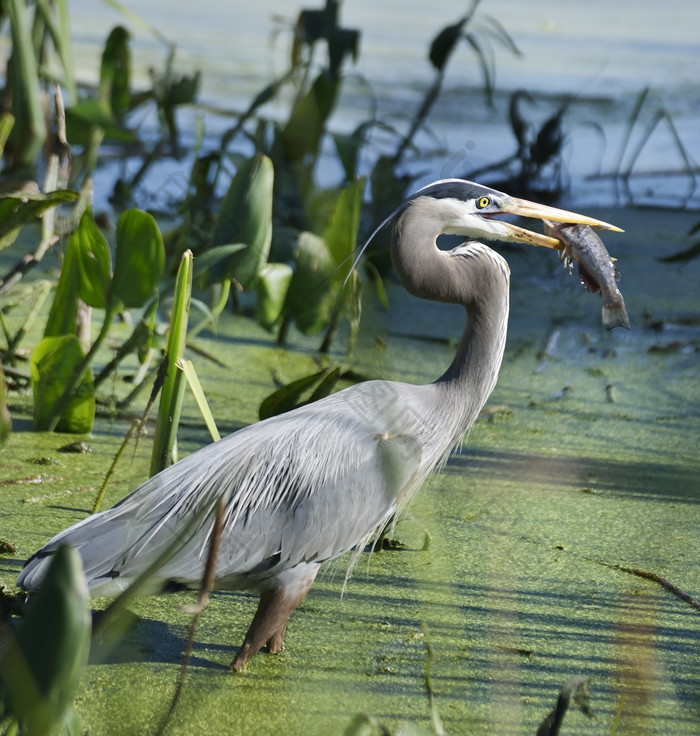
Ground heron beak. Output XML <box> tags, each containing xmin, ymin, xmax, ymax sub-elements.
<box><xmin>496</xmin><ymin>197</ymin><xmax>623</xmax><ymax>250</ymax></box>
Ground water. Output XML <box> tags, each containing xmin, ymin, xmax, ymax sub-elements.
<box><xmin>2</xmin><ymin>206</ymin><xmax>699</xmax><ymax>735</ymax></box>
<box><xmin>66</xmin><ymin>0</ymin><xmax>700</xmax><ymax>208</ymax></box>
<box><xmin>2</xmin><ymin>6</ymin><xmax>699</xmax><ymax>732</ymax></box>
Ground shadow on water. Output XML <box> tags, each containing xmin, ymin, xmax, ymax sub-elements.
<box><xmin>451</xmin><ymin>447</ymin><xmax>700</xmax><ymax>503</ymax></box>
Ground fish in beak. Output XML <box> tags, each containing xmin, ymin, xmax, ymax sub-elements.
<box><xmin>489</xmin><ymin>195</ymin><xmax>623</xmax><ymax>249</ymax></box>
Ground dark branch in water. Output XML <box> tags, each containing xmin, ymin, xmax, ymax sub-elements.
<box><xmin>599</xmin><ymin>561</ymin><xmax>700</xmax><ymax>612</ymax></box>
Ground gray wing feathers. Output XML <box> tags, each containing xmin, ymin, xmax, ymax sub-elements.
<box><xmin>18</xmin><ymin>384</ymin><xmax>424</xmax><ymax>594</ymax></box>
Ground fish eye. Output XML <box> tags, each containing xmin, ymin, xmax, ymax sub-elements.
<box><xmin>476</xmin><ymin>196</ymin><xmax>490</xmax><ymax>209</ymax></box>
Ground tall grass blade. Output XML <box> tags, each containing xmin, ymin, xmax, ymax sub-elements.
<box><xmin>149</xmin><ymin>250</ymin><xmax>193</xmax><ymax>475</ymax></box>
<box><xmin>179</xmin><ymin>358</ymin><xmax>221</xmax><ymax>442</ymax></box>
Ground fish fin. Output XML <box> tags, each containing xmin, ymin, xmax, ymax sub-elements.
<box><xmin>602</xmin><ymin>304</ymin><xmax>631</xmax><ymax>330</ymax></box>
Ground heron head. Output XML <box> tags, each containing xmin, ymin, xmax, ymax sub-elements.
<box><xmin>407</xmin><ymin>179</ymin><xmax>622</xmax><ymax>249</ymax></box>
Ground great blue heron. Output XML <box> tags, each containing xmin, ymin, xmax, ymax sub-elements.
<box><xmin>17</xmin><ymin>179</ymin><xmax>620</xmax><ymax>670</ymax></box>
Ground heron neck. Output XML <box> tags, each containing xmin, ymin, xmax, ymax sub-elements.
<box><xmin>439</xmin><ymin>292</ymin><xmax>509</xmax><ymax>391</ymax></box>
<box><xmin>392</xmin><ymin>211</ymin><xmax>510</xmax><ymax>433</ymax></box>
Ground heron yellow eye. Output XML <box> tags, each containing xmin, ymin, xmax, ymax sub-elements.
<box><xmin>477</xmin><ymin>196</ymin><xmax>490</xmax><ymax>209</ymax></box>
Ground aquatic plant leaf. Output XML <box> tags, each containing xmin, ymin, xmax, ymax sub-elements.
<box><xmin>325</xmin><ymin>178</ymin><xmax>365</xmax><ymax>283</ymax></box>
<box><xmin>293</xmin><ymin>2</ymin><xmax>359</xmax><ymax>77</ymax></box>
<box><xmin>429</xmin><ymin>16</ymin><xmax>467</xmax><ymax>72</ymax></box>
<box><xmin>464</xmin><ymin>32</ymin><xmax>495</xmax><ymax>107</ymax></box>
<box><xmin>64</xmin><ymin>98</ymin><xmax>134</xmax><ymax>145</ymax></box>
<box><xmin>179</xmin><ymin>358</ymin><xmax>221</xmax><ymax>443</ymax></box>
<box><xmin>333</xmin><ymin>129</ymin><xmax>362</xmax><ymax>182</ymax></box>
<box><xmin>34</xmin><ymin>0</ymin><xmax>77</xmax><ymax>102</ymax></box>
<box><xmin>530</xmin><ymin>109</ymin><xmax>566</xmax><ymax>167</ymax></box>
<box><xmin>70</xmin><ymin>210</ymin><xmax>112</xmax><ymax>309</ymax></box>
<box><xmin>259</xmin><ymin>367</ymin><xmax>331</xmax><ymax>421</ymax></box>
<box><xmin>284</xmin><ymin>231</ymin><xmax>338</xmax><ymax>334</ymax></box>
<box><xmin>44</xmin><ymin>237</ymin><xmax>80</xmax><ymax>338</ymax></box>
<box><xmin>0</xmin><ymin>113</ymin><xmax>15</xmax><ymax>167</ymax></box>
<box><xmin>0</xmin><ymin>364</ymin><xmax>11</xmax><ymax>445</ymax></box>
<box><xmin>0</xmin><ymin>546</ymin><xmax>90</xmax><ymax>735</ymax></box>
<box><xmin>658</xmin><ymin>239</ymin><xmax>700</xmax><ymax>263</ymax></box>
<box><xmin>509</xmin><ymin>90</ymin><xmax>534</xmax><ymax>152</ymax></box>
<box><xmin>478</xmin><ymin>14</ymin><xmax>523</xmax><ymax>55</ymax></box>
<box><xmin>190</xmin><ymin>245</ymin><xmax>244</xmax><ymax>286</ymax></box>
<box><xmin>280</xmin><ymin>71</ymin><xmax>340</xmax><ymax>163</ymax></box>
<box><xmin>163</xmin><ymin>71</ymin><xmax>201</xmax><ymax>107</ymax></box>
<box><xmin>0</xmin><ymin>189</ymin><xmax>79</xmax><ymax>250</ymax></box>
<box><xmin>99</xmin><ymin>25</ymin><xmax>131</xmax><ymax>122</ymax></box>
<box><xmin>150</xmin><ymin>250</ymin><xmax>192</xmax><ymax>475</ymax></box>
<box><xmin>327</xmin><ymin>27</ymin><xmax>360</xmax><ymax>78</ymax></box>
<box><xmin>4</xmin><ymin>0</ymin><xmax>48</xmax><ymax>166</ymax></box>
<box><xmin>256</xmin><ymin>262</ymin><xmax>294</xmax><ymax>331</ymax></box>
<box><xmin>306</xmin><ymin>366</ymin><xmax>341</xmax><ymax>403</ymax></box>
<box><xmin>210</xmin><ymin>154</ymin><xmax>273</xmax><ymax>289</ymax></box>
<box><xmin>112</xmin><ymin>209</ymin><xmax>165</xmax><ymax>309</ymax></box>
<box><xmin>31</xmin><ymin>335</ymin><xmax>95</xmax><ymax>433</ymax></box>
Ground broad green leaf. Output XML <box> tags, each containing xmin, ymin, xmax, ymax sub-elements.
<box><xmin>0</xmin><ymin>546</ymin><xmax>90</xmax><ymax>735</ymax></box>
<box><xmin>159</xmin><ymin>244</ymin><xmax>244</xmax><ymax>298</ymax></box>
<box><xmin>71</xmin><ymin>210</ymin><xmax>112</xmax><ymax>309</ymax></box>
<box><xmin>44</xmin><ymin>240</ymin><xmax>79</xmax><ymax>337</ymax></box>
<box><xmin>163</xmin><ymin>71</ymin><xmax>201</xmax><ymax>106</ymax></box>
<box><xmin>112</xmin><ymin>209</ymin><xmax>165</xmax><ymax>309</ymax></box>
<box><xmin>284</xmin><ymin>231</ymin><xmax>338</xmax><ymax>335</ymax></box>
<box><xmin>280</xmin><ymin>71</ymin><xmax>339</xmax><ymax>163</ymax></box>
<box><xmin>306</xmin><ymin>366</ymin><xmax>341</xmax><ymax>403</ymax></box>
<box><xmin>31</xmin><ymin>335</ymin><xmax>95</xmax><ymax>433</ymax></box>
<box><xmin>429</xmin><ymin>16</ymin><xmax>467</xmax><ymax>72</ymax></box>
<box><xmin>325</xmin><ymin>178</ymin><xmax>365</xmax><ymax>282</ymax></box>
<box><xmin>99</xmin><ymin>25</ymin><xmax>131</xmax><ymax>122</ymax></box>
<box><xmin>0</xmin><ymin>189</ymin><xmax>79</xmax><ymax>250</ymax></box>
<box><xmin>259</xmin><ymin>368</ymin><xmax>331</xmax><ymax>421</ymax></box>
<box><xmin>210</xmin><ymin>154</ymin><xmax>273</xmax><ymax>289</ymax></box>
<box><xmin>65</xmin><ymin>98</ymin><xmax>134</xmax><ymax>145</ymax></box>
<box><xmin>256</xmin><ymin>262</ymin><xmax>293</xmax><ymax>330</ymax></box>
<box><xmin>5</xmin><ymin>0</ymin><xmax>47</xmax><ymax>165</ymax></box>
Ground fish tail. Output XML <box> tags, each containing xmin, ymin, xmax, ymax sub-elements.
<box><xmin>602</xmin><ymin>303</ymin><xmax>631</xmax><ymax>330</ymax></box>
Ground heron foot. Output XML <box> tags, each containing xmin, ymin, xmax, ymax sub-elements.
<box><xmin>228</xmin><ymin>565</ymin><xmax>319</xmax><ymax>671</ymax></box>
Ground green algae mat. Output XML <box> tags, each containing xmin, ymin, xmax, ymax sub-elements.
<box><xmin>1</xmin><ymin>207</ymin><xmax>698</xmax><ymax>734</ymax></box>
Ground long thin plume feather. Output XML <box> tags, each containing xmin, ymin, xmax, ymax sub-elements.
<box><xmin>342</xmin><ymin>203</ymin><xmax>406</xmax><ymax>287</ymax></box>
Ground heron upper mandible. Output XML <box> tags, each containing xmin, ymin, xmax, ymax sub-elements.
<box><xmin>17</xmin><ymin>179</ymin><xmax>620</xmax><ymax>670</ymax></box>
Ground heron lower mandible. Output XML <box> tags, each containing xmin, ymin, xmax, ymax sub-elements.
<box><xmin>17</xmin><ymin>179</ymin><xmax>620</xmax><ymax>670</ymax></box>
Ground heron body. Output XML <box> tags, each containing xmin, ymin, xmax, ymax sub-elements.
<box><xmin>17</xmin><ymin>179</ymin><xmax>620</xmax><ymax>669</ymax></box>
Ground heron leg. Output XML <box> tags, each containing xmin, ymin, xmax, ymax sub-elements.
<box><xmin>229</xmin><ymin>563</ymin><xmax>320</xmax><ymax>671</ymax></box>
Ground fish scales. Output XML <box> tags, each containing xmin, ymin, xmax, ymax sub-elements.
<box><xmin>544</xmin><ymin>221</ymin><xmax>630</xmax><ymax>330</ymax></box>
